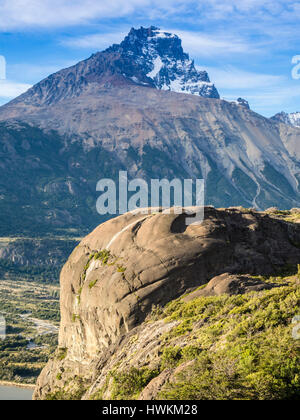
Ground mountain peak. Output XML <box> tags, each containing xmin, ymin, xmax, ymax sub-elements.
<box><xmin>4</xmin><ymin>26</ymin><xmax>219</xmax><ymax>108</ymax></box>
<box><xmin>126</xmin><ymin>26</ymin><xmax>176</xmax><ymax>41</ymax></box>
<box><xmin>271</xmin><ymin>111</ymin><xmax>300</xmax><ymax>128</ymax></box>
<box><xmin>110</xmin><ymin>26</ymin><xmax>183</xmax><ymax>55</ymax></box>
<box><xmin>107</xmin><ymin>26</ymin><xmax>219</xmax><ymax>98</ymax></box>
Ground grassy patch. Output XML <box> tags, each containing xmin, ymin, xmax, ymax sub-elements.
<box><xmin>108</xmin><ymin>273</ymin><xmax>299</xmax><ymax>400</ymax></box>
<box><xmin>88</xmin><ymin>280</ymin><xmax>98</xmax><ymax>289</ymax></box>
<box><xmin>45</xmin><ymin>382</ymin><xmax>86</xmax><ymax>400</ymax></box>
<box><xmin>94</xmin><ymin>250</ymin><xmax>111</xmax><ymax>265</ymax></box>
<box><xmin>57</xmin><ymin>347</ymin><xmax>68</xmax><ymax>361</ymax></box>
<box><xmin>156</xmin><ymin>278</ymin><xmax>300</xmax><ymax>400</ymax></box>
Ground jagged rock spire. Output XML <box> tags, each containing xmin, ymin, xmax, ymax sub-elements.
<box><xmin>107</xmin><ymin>26</ymin><xmax>219</xmax><ymax>98</ymax></box>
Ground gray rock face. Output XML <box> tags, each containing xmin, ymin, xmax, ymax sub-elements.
<box><xmin>183</xmin><ymin>273</ymin><xmax>280</xmax><ymax>301</ymax></box>
<box><xmin>33</xmin><ymin>207</ymin><xmax>300</xmax><ymax>399</ymax></box>
<box><xmin>236</xmin><ymin>98</ymin><xmax>250</xmax><ymax>109</ymax></box>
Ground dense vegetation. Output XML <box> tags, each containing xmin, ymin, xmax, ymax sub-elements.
<box><xmin>0</xmin><ymin>122</ymin><xmax>116</xmax><ymax>237</ymax></box>
<box><xmin>159</xmin><ymin>280</ymin><xmax>299</xmax><ymax>399</ymax></box>
<box><xmin>0</xmin><ymin>237</ymin><xmax>79</xmax><ymax>284</ymax></box>
<box><xmin>0</xmin><ymin>259</ymin><xmax>61</xmax><ymax>284</ymax></box>
<box><xmin>103</xmin><ymin>272</ymin><xmax>299</xmax><ymax>400</ymax></box>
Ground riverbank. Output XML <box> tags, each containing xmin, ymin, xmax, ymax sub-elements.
<box><xmin>0</xmin><ymin>381</ymin><xmax>35</xmax><ymax>389</ymax></box>
<box><xmin>0</xmin><ymin>384</ymin><xmax>34</xmax><ymax>400</ymax></box>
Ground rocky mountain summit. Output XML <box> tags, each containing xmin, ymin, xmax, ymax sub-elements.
<box><xmin>33</xmin><ymin>207</ymin><xmax>300</xmax><ymax>400</ymax></box>
<box><xmin>3</xmin><ymin>26</ymin><xmax>218</xmax><ymax>109</ymax></box>
<box><xmin>230</xmin><ymin>97</ymin><xmax>250</xmax><ymax>109</ymax></box>
<box><xmin>107</xmin><ymin>26</ymin><xmax>219</xmax><ymax>97</ymax></box>
<box><xmin>271</xmin><ymin>111</ymin><xmax>300</xmax><ymax>128</ymax></box>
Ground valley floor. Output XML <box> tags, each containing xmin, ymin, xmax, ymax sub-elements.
<box><xmin>0</xmin><ymin>279</ymin><xmax>59</xmax><ymax>384</ymax></box>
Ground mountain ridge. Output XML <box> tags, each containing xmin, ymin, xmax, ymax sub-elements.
<box><xmin>4</xmin><ymin>26</ymin><xmax>219</xmax><ymax>109</ymax></box>
<box><xmin>0</xmin><ymin>26</ymin><xmax>300</xmax><ymax>238</ymax></box>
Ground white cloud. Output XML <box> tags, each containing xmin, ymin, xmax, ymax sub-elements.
<box><xmin>0</xmin><ymin>79</ymin><xmax>31</xmax><ymax>98</ymax></box>
<box><xmin>0</xmin><ymin>0</ymin><xmax>299</xmax><ymax>30</ymax></box>
<box><xmin>0</xmin><ymin>0</ymin><xmax>147</xmax><ymax>29</ymax></box>
<box><xmin>203</xmin><ymin>66</ymin><xmax>284</xmax><ymax>90</ymax></box>
<box><xmin>196</xmin><ymin>0</ymin><xmax>298</xmax><ymax>20</ymax></box>
<box><xmin>61</xmin><ymin>32</ymin><xmax>127</xmax><ymax>50</ymax></box>
<box><xmin>200</xmin><ymin>65</ymin><xmax>300</xmax><ymax>117</ymax></box>
<box><xmin>172</xmin><ymin>30</ymin><xmax>261</xmax><ymax>58</ymax></box>
<box><xmin>0</xmin><ymin>0</ymin><xmax>189</xmax><ymax>30</ymax></box>
<box><xmin>61</xmin><ymin>28</ymin><xmax>260</xmax><ymax>57</ymax></box>
<box><xmin>245</xmin><ymin>84</ymin><xmax>300</xmax><ymax>107</ymax></box>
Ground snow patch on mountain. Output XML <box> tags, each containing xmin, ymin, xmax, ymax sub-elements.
<box><xmin>271</xmin><ymin>111</ymin><xmax>300</xmax><ymax>128</ymax></box>
<box><xmin>289</xmin><ymin>112</ymin><xmax>300</xmax><ymax>127</ymax></box>
<box><xmin>109</xmin><ymin>26</ymin><xmax>219</xmax><ymax>99</ymax></box>
<box><xmin>150</xmin><ymin>29</ymin><xmax>176</xmax><ymax>39</ymax></box>
<box><xmin>146</xmin><ymin>56</ymin><xmax>163</xmax><ymax>79</ymax></box>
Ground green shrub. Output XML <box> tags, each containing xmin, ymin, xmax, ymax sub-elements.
<box><xmin>45</xmin><ymin>387</ymin><xmax>85</xmax><ymax>400</ymax></box>
<box><xmin>159</xmin><ymin>352</ymin><xmax>246</xmax><ymax>400</ymax></box>
<box><xmin>94</xmin><ymin>250</ymin><xmax>111</xmax><ymax>265</ymax></box>
<box><xmin>158</xmin><ymin>281</ymin><xmax>300</xmax><ymax>400</ymax></box>
<box><xmin>72</xmin><ymin>314</ymin><xmax>80</xmax><ymax>322</ymax></box>
<box><xmin>110</xmin><ymin>367</ymin><xmax>159</xmax><ymax>400</ymax></box>
<box><xmin>161</xmin><ymin>346</ymin><xmax>183</xmax><ymax>369</ymax></box>
<box><xmin>182</xmin><ymin>345</ymin><xmax>202</xmax><ymax>361</ymax></box>
<box><xmin>88</xmin><ymin>279</ymin><xmax>98</xmax><ymax>289</ymax></box>
<box><xmin>57</xmin><ymin>347</ymin><xmax>67</xmax><ymax>361</ymax></box>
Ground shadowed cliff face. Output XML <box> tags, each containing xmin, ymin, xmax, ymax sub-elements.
<box><xmin>33</xmin><ymin>207</ymin><xmax>300</xmax><ymax>399</ymax></box>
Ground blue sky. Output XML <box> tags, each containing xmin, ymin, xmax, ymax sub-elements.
<box><xmin>0</xmin><ymin>0</ymin><xmax>300</xmax><ymax>117</ymax></box>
